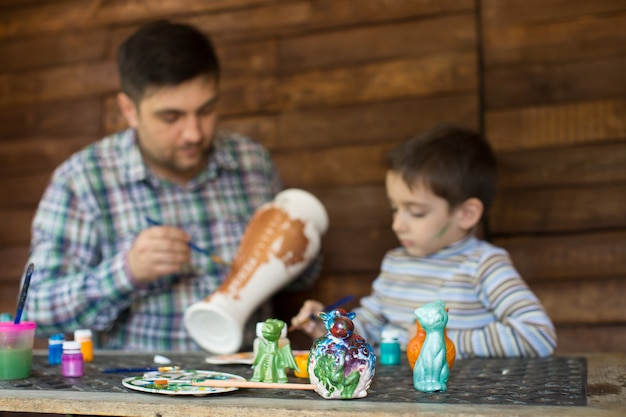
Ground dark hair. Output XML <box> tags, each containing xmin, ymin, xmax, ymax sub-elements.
<box><xmin>387</xmin><ymin>125</ymin><xmax>498</xmax><ymax>216</ymax></box>
<box><xmin>117</xmin><ymin>20</ymin><xmax>220</xmax><ymax>103</ymax></box>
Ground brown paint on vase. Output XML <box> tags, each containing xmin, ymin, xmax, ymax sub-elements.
<box><xmin>205</xmin><ymin>206</ymin><xmax>309</xmax><ymax>301</ymax></box>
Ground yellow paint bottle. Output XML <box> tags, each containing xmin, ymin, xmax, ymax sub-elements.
<box><xmin>74</xmin><ymin>329</ymin><xmax>93</xmax><ymax>362</ymax></box>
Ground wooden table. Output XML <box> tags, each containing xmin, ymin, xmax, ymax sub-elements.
<box><xmin>0</xmin><ymin>351</ymin><xmax>624</xmax><ymax>417</ymax></box>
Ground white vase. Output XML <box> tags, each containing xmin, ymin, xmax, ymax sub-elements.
<box><xmin>184</xmin><ymin>188</ymin><xmax>328</xmax><ymax>354</ymax></box>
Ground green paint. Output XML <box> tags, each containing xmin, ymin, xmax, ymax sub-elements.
<box><xmin>313</xmin><ymin>352</ymin><xmax>360</xmax><ymax>399</ymax></box>
<box><xmin>434</xmin><ymin>221</ymin><xmax>451</xmax><ymax>239</ymax></box>
<box><xmin>0</xmin><ymin>347</ymin><xmax>32</xmax><ymax>380</ymax></box>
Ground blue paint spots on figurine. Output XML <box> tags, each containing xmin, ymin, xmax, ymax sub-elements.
<box><xmin>308</xmin><ymin>309</ymin><xmax>376</xmax><ymax>399</ymax></box>
<box><xmin>251</xmin><ymin>319</ymin><xmax>297</xmax><ymax>383</ymax></box>
<box><xmin>412</xmin><ymin>300</ymin><xmax>450</xmax><ymax>393</ymax></box>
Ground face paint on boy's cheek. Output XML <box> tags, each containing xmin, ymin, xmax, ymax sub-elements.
<box><xmin>433</xmin><ymin>221</ymin><xmax>451</xmax><ymax>240</ymax></box>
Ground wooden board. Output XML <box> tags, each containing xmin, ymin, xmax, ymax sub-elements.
<box><xmin>276</xmin><ymin>53</ymin><xmax>478</xmax><ymax>110</ymax></box>
<box><xmin>484</xmin><ymin>55</ymin><xmax>626</xmax><ymax>109</ymax></box>
<box><xmin>276</xmin><ymin>95</ymin><xmax>478</xmax><ymax>150</ymax></box>
<box><xmin>0</xmin><ymin>136</ymin><xmax>95</xmax><ymax>175</ymax></box>
<box><xmin>186</xmin><ymin>0</ymin><xmax>474</xmax><ymax>42</ymax></box>
<box><xmin>494</xmin><ymin>231</ymin><xmax>626</xmax><ymax>282</ymax></box>
<box><xmin>0</xmin><ymin>172</ymin><xmax>50</xmax><ymax>207</ymax></box>
<box><xmin>0</xmin><ymin>99</ymin><xmax>102</xmax><ymax>140</ymax></box>
<box><xmin>0</xmin><ymin>0</ymin><xmax>275</xmax><ymax>39</ymax></box>
<box><xmin>0</xmin><ymin>209</ymin><xmax>34</xmax><ymax>245</ymax></box>
<box><xmin>555</xmin><ymin>325</ymin><xmax>626</xmax><ymax>353</ymax></box>
<box><xmin>533</xmin><ymin>278</ymin><xmax>626</xmax><ymax>324</ymax></box>
<box><xmin>486</xmin><ymin>98</ymin><xmax>626</xmax><ymax>152</ymax></box>
<box><xmin>81</xmin><ymin>94</ymin><xmax>473</xmax><ymax>154</ymax></box>
<box><xmin>491</xmin><ymin>184</ymin><xmax>626</xmax><ymax>234</ymax></box>
<box><xmin>274</xmin><ymin>144</ymin><xmax>391</xmax><ymax>187</ymax></box>
<box><xmin>483</xmin><ymin>10</ymin><xmax>626</xmax><ymax>67</ymax></box>
<box><xmin>0</xmin><ymin>246</ymin><xmax>30</xmax><ymax>282</ymax></box>
<box><xmin>279</xmin><ymin>14</ymin><xmax>476</xmax><ymax>73</ymax></box>
<box><xmin>481</xmin><ymin>0</ymin><xmax>626</xmax><ymax>26</ymax></box>
<box><xmin>0</xmin><ymin>28</ymin><xmax>108</xmax><ymax>72</ymax></box>
<box><xmin>216</xmin><ymin>40</ymin><xmax>277</xmax><ymax>76</ymax></box>
<box><xmin>497</xmin><ymin>142</ymin><xmax>626</xmax><ymax>188</ymax></box>
<box><xmin>0</xmin><ymin>61</ymin><xmax>118</xmax><ymax>106</ymax></box>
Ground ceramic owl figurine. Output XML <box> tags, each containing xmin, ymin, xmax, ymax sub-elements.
<box><xmin>412</xmin><ymin>300</ymin><xmax>450</xmax><ymax>393</ymax></box>
<box><xmin>308</xmin><ymin>309</ymin><xmax>376</xmax><ymax>399</ymax></box>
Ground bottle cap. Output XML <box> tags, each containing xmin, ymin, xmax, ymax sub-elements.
<box><xmin>256</xmin><ymin>322</ymin><xmax>264</xmax><ymax>338</ymax></box>
<box><xmin>49</xmin><ymin>333</ymin><xmax>65</xmax><ymax>344</ymax></box>
<box><xmin>63</xmin><ymin>341</ymin><xmax>82</xmax><ymax>350</ymax></box>
<box><xmin>74</xmin><ymin>329</ymin><xmax>93</xmax><ymax>340</ymax></box>
<box><xmin>0</xmin><ymin>312</ymin><xmax>13</xmax><ymax>322</ymax></box>
<box><xmin>381</xmin><ymin>329</ymin><xmax>399</xmax><ymax>341</ymax></box>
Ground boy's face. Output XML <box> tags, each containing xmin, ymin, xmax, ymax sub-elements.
<box><xmin>386</xmin><ymin>171</ymin><xmax>470</xmax><ymax>258</ymax></box>
<box><xmin>118</xmin><ymin>74</ymin><xmax>219</xmax><ymax>184</ymax></box>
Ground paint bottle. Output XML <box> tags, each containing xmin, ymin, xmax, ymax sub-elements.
<box><xmin>380</xmin><ymin>329</ymin><xmax>401</xmax><ymax>366</ymax></box>
<box><xmin>0</xmin><ymin>312</ymin><xmax>13</xmax><ymax>322</ymax></box>
<box><xmin>74</xmin><ymin>329</ymin><xmax>94</xmax><ymax>362</ymax></box>
<box><xmin>252</xmin><ymin>322</ymin><xmax>266</xmax><ymax>358</ymax></box>
<box><xmin>48</xmin><ymin>333</ymin><xmax>65</xmax><ymax>365</ymax></box>
<box><xmin>61</xmin><ymin>341</ymin><xmax>84</xmax><ymax>377</ymax></box>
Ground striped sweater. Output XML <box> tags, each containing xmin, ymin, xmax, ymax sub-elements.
<box><xmin>353</xmin><ymin>235</ymin><xmax>556</xmax><ymax>358</ymax></box>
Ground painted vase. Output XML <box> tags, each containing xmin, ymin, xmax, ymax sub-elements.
<box><xmin>184</xmin><ymin>189</ymin><xmax>328</xmax><ymax>354</ymax></box>
<box><xmin>308</xmin><ymin>309</ymin><xmax>376</xmax><ymax>399</ymax></box>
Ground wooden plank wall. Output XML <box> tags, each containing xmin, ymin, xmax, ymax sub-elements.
<box><xmin>481</xmin><ymin>0</ymin><xmax>626</xmax><ymax>352</ymax></box>
<box><xmin>0</xmin><ymin>0</ymin><xmax>623</xmax><ymax>354</ymax></box>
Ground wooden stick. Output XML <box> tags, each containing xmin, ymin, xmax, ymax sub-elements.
<box><xmin>191</xmin><ymin>380</ymin><xmax>316</xmax><ymax>390</ymax></box>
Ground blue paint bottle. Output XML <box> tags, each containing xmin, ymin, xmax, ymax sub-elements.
<box><xmin>48</xmin><ymin>333</ymin><xmax>65</xmax><ymax>365</ymax></box>
<box><xmin>380</xmin><ymin>329</ymin><xmax>401</xmax><ymax>365</ymax></box>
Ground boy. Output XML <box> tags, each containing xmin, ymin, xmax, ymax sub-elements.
<box><xmin>291</xmin><ymin>125</ymin><xmax>556</xmax><ymax>358</ymax></box>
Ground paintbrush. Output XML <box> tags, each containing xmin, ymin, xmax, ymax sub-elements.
<box><xmin>145</xmin><ymin>217</ymin><xmax>228</xmax><ymax>265</ymax></box>
<box><xmin>14</xmin><ymin>263</ymin><xmax>34</xmax><ymax>324</ymax></box>
<box><xmin>189</xmin><ymin>379</ymin><xmax>316</xmax><ymax>390</ymax></box>
<box><xmin>102</xmin><ymin>366</ymin><xmax>180</xmax><ymax>374</ymax></box>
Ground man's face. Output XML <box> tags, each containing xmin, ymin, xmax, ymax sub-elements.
<box><xmin>120</xmin><ymin>75</ymin><xmax>219</xmax><ymax>184</ymax></box>
<box><xmin>386</xmin><ymin>171</ymin><xmax>468</xmax><ymax>258</ymax></box>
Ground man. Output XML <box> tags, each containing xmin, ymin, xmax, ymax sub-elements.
<box><xmin>23</xmin><ymin>20</ymin><xmax>318</xmax><ymax>351</ymax></box>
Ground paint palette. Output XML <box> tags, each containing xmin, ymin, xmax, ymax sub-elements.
<box><xmin>122</xmin><ymin>369</ymin><xmax>245</xmax><ymax>396</ymax></box>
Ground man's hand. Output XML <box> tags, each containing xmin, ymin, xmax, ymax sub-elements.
<box><xmin>127</xmin><ymin>225</ymin><xmax>192</xmax><ymax>282</ymax></box>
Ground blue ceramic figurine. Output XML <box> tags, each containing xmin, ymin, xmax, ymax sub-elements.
<box><xmin>250</xmin><ymin>318</ymin><xmax>297</xmax><ymax>383</ymax></box>
<box><xmin>412</xmin><ymin>300</ymin><xmax>450</xmax><ymax>393</ymax></box>
<box><xmin>308</xmin><ymin>309</ymin><xmax>376</xmax><ymax>399</ymax></box>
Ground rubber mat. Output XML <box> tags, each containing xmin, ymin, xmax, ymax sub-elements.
<box><xmin>1</xmin><ymin>353</ymin><xmax>586</xmax><ymax>406</ymax></box>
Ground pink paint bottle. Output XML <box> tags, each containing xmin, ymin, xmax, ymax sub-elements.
<box><xmin>61</xmin><ymin>341</ymin><xmax>84</xmax><ymax>377</ymax></box>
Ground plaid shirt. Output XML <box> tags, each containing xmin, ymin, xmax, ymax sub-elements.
<box><xmin>24</xmin><ymin>128</ymin><xmax>307</xmax><ymax>351</ymax></box>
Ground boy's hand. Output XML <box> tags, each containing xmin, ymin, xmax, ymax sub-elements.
<box><xmin>290</xmin><ymin>299</ymin><xmax>326</xmax><ymax>339</ymax></box>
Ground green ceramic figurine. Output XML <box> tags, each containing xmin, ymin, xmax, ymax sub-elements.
<box><xmin>412</xmin><ymin>300</ymin><xmax>450</xmax><ymax>393</ymax></box>
<box><xmin>250</xmin><ymin>318</ymin><xmax>297</xmax><ymax>383</ymax></box>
